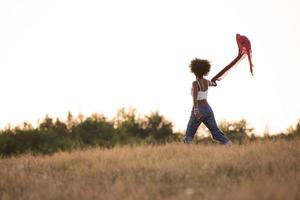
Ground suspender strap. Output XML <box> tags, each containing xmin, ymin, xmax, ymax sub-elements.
<box><xmin>196</xmin><ymin>80</ymin><xmax>202</xmax><ymax>91</ymax></box>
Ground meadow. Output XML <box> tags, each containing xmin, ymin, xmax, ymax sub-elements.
<box><xmin>1</xmin><ymin>139</ymin><xmax>299</xmax><ymax>200</ymax></box>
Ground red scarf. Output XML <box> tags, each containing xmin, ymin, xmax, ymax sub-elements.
<box><xmin>211</xmin><ymin>34</ymin><xmax>253</xmax><ymax>82</ymax></box>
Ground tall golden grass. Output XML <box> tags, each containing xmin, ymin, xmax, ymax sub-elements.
<box><xmin>0</xmin><ymin>139</ymin><xmax>300</xmax><ymax>200</ymax></box>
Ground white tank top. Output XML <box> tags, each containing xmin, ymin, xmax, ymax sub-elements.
<box><xmin>191</xmin><ymin>79</ymin><xmax>209</xmax><ymax>100</ymax></box>
<box><xmin>196</xmin><ymin>90</ymin><xmax>208</xmax><ymax>100</ymax></box>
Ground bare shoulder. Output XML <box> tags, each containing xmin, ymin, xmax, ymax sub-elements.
<box><xmin>192</xmin><ymin>81</ymin><xmax>198</xmax><ymax>87</ymax></box>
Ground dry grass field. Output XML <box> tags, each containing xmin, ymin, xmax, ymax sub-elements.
<box><xmin>0</xmin><ymin>139</ymin><xmax>300</xmax><ymax>200</ymax></box>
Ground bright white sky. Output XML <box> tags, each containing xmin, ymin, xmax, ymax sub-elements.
<box><xmin>0</xmin><ymin>0</ymin><xmax>300</xmax><ymax>134</ymax></box>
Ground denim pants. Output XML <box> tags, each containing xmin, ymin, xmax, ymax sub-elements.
<box><xmin>184</xmin><ymin>104</ymin><xmax>231</xmax><ymax>144</ymax></box>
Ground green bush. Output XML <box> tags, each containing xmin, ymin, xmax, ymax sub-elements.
<box><xmin>219</xmin><ymin>119</ymin><xmax>254</xmax><ymax>144</ymax></box>
<box><xmin>0</xmin><ymin>109</ymin><xmax>299</xmax><ymax>157</ymax></box>
<box><xmin>0</xmin><ymin>109</ymin><xmax>181</xmax><ymax>156</ymax></box>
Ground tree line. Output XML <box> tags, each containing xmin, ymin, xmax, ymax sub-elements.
<box><xmin>0</xmin><ymin>108</ymin><xmax>299</xmax><ymax>156</ymax></box>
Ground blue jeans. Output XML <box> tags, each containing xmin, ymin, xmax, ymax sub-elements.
<box><xmin>184</xmin><ymin>104</ymin><xmax>231</xmax><ymax>144</ymax></box>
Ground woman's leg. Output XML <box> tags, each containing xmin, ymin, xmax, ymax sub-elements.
<box><xmin>184</xmin><ymin>110</ymin><xmax>202</xmax><ymax>143</ymax></box>
<box><xmin>202</xmin><ymin>107</ymin><xmax>231</xmax><ymax>144</ymax></box>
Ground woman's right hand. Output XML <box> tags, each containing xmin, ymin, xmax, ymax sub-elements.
<box><xmin>193</xmin><ymin>107</ymin><xmax>201</xmax><ymax>120</ymax></box>
<box><xmin>195</xmin><ymin>111</ymin><xmax>201</xmax><ymax>120</ymax></box>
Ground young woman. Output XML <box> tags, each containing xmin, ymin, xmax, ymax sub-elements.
<box><xmin>184</xmin><ymin>58</ymin><xmax>232</xmax><ymax>145</ymax></box>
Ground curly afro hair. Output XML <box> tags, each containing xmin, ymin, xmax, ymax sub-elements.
<box><xmin>189</xmin><ymin>58</ymin><xmax>211</xmax><ymax>77</ymax></box>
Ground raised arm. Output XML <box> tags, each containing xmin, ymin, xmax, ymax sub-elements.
<box><xmin>211</xmin><ymin>53</ymin><xmax>244</xmax><ymax>82</ymax></box>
